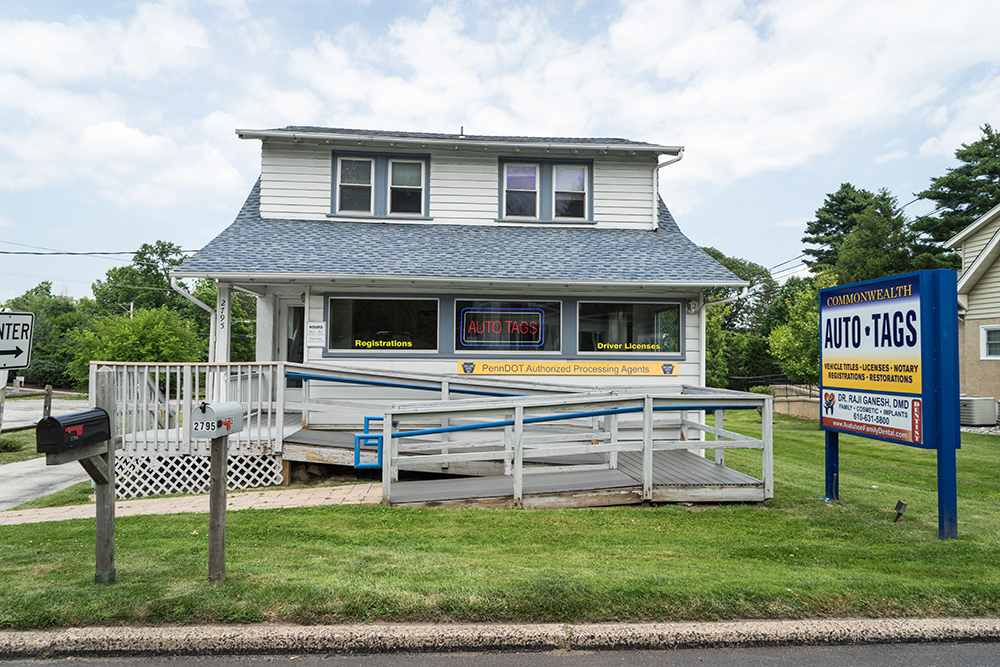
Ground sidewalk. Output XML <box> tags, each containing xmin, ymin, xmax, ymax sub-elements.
<box><xmin>0</xmin><ymin>482</ymin><xmax>382</xmax><ymax>526</ymax></box>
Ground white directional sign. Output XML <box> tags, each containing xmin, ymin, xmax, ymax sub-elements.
<box><xmin>0</xmin><ymin>312</ymin><xmax>34</xmax><ymax>370</ymax></box>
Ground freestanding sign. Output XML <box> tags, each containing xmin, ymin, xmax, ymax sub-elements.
<box><xmin>819</xmin><ymin>270</ymin><xmax>960</xmax><ymax>539</ymax></box>
<box><xmin>0</xmin><ymin>311</ymin><xmax>34</xmax><ymax>370</ymax></box>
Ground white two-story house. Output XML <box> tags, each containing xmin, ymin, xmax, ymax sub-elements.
<box><xmin>174</xmin><ymin>126</ymin><xmax>744</xmax><ymax>387</ymax></box>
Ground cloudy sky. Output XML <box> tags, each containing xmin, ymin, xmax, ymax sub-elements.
<box><xmin>2</xmin><ymin>0</ymin><xmax>998</xmax><ymax>301</ymax></box>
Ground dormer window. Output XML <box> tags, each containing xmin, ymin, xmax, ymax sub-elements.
<box><xmin>499</xmin><ymin>159</ymin><xmax>593</xmax><ymax>223</ymax></box>
<box><xmin>330</xmin><ymin>152</ymin><xmax>430</xmax><ymax>219</ymax></box>
<box><xmin>504</xmin><ymin>164</ymin><xmax>539</xmax><ymax>218</ymax></box>
<box><xmin>389</xmin><ymin>160</ymin><xmax>424</xmax><ymax>215</ymax></box>
<box><xmin>554</xmin><ymin>166</ymin><xmax>587</xmax><ymax>219</ymax></box>
<box><xmin>337</xmin><ymin>157</ymin><xmax>374</xmax><ymax>214</ymax></box>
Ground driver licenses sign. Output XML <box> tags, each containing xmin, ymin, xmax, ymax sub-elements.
<box><xmin>820</xmin><ymin>274</ymin><xmax>924</xmax><ymax>446</ymax></box>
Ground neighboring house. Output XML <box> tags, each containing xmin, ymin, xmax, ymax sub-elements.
<box><xmin>944</xmin><ymin>201</ymin><xmax>1000</xmax><ymax>403</ymax></box>
<box><xmin>173</xmin><ymin>126</ymin><xmax>744</xmax><ymax>390</ymax></box>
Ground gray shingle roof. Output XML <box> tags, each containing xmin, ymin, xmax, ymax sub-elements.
<box><xmin>274</xmin><ymin>126</ymin><xmax>657</xmax><ymax>147</ymax></box>
<box><xmin>176</xmin><ymin>179</ymin><xmax>742</xmax><ymax>285</ymax></box>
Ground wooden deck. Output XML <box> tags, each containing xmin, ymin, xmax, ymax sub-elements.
<box><xmin>389</xmin><ymin>449</ymin><xmax>763</xmax><ymax>508</ymax></box>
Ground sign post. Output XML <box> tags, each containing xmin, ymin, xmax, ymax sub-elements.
<box><xmin>819</xmin><ymin>270</ymin><xmax>960</xmax><ymax>539</ymax></box>
<box><xmin>192</xmin><ymin>401</ymin><xmax>245</xmax><ymax>583</ymax></box>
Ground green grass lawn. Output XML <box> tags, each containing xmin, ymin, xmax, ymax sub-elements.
<box><xmin>0</xmin><ymin>430</ymin><xmax>40</xmax><ymax>464</ymax></box>
<box><xmin>1</xmin><ymin>412</ymin><xmax>998</xmax><ymax>629</ymax></box>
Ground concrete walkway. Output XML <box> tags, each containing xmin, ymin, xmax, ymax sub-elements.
<box><xmin>0</xmin><ymin>482</ymin><xmax>382</xmax><ymax>525</ymax></box>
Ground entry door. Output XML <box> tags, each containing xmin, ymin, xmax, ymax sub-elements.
<box><xmin>278</xmin><ymin>301</ymin><xmax>304</xmax><ymax>390</ymax></box>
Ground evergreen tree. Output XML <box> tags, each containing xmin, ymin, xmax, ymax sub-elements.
<box><xmin>834</xmin><ymin>189</ymin><xmax>913</xmax><ymax>283</ymax></box>
<box><xmin>801</xmin><ymin>183</ymin><xmax>878</xmax><ymax>270</ymax></box>
<box><xmin>914</xmin><ymin>124</ymin><xmax>1000</xmax><ymax>269</ymax></box>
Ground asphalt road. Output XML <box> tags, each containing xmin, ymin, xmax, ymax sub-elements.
<box><xmin>0</xmin><ymin>396</ymin><xmax>93</xmax><ymax>510</ymax></box>
<box><xmin>1</xmin><ymin>643</ymin><xmax>998</xmax><ymax>666</ymax></box>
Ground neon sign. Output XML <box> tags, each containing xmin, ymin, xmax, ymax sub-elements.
<box><xmin>460</xmin><ymin>308</ymin><xmax>544</xmax><ymax>348</ymax></box>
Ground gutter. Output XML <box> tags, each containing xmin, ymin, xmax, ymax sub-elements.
<box><xmin>702</xmin><ymin>285</ymin><xmax>750</xmax><ymax>310</ymax></box>
<box><xmin>653</xmin><ymin>148</ymin><xmax>685</xmax><ymax>230</ymax></box>
<box><xmin>235</xmin><ymin>129</ymin><xmax>683</xmax><ymax>157</ymax></box>
<box><xmin>171</xmin><ymin>276</ymin><xmax>217</xmax><ymax>363</ymax></box>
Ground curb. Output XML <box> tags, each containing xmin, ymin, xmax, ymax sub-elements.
<box><xmin>2</xmin><ymin>619</ymin><xmax>999</xmax><ymax>658</ymax></box>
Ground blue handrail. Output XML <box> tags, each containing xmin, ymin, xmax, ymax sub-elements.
<box><xmin>286</xmin><ymin>371</ymin><xmax>524</xmax><ymax>397</ymax></box>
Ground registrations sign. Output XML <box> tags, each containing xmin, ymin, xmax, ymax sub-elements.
<box><xmin>820</xmin><ymin>273</ymin><xmax>932</xmax><ymax>447</ymax></box>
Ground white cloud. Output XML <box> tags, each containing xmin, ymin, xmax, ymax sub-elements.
<box><xmin>773</xmin><ymin>217</ymin><xmax>809</xmax><ymax>229</ymax></box>
<box><xmin>875</xmin><ymin>150</ymin><xmax>910</xmax><ymax>164</ymax></box>
<box><xmin>0</xmin><ymin>2</ymin><xmax>210</xmax><ymax>83</ymax></box>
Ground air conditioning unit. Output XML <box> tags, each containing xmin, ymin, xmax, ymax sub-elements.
<box><xmin>959</xmin><ymin>396</ymin><xmax>997</xmax><ymax>426</ymax></box>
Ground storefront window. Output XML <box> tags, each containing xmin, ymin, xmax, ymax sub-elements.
<box><xmin>328</xmin><ymin>298</ymin><xmax>438</xmax><ymax>351</ymax></box>
<box><xmin>578</xmin><ymin>302</ymin><xmax>681</xmax><ymax>354</ymax></box>
<box><xmin>456</xmin><ymin>300</ymin><xmax>561</xmax><ymax>352</ymax></box>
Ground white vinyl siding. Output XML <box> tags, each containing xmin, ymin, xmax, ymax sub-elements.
<box><xmin>592</xmin><ymin>157</ymin><xmax>656</xmax><ymax>228</ymax></box>
<box><xmin>967</xmin><ymin>259</ymin><xmax>1000</xmax><ymax>319</ymax></box>
<box><xmin>260</xmin><ymin>144</ymin><xmax>657</xmax><ymax>229</ymax></box>
<box><xmin>260</xmin><ymin>143</ymin><xmax>332</xmax><ymax>220</ymax></box>
<box><xmin>962</xmin><ymin>216</ymin><xmax>1000</xmax><ymax>274</ymax></box>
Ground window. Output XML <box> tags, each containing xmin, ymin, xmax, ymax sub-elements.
<box><xmin>499</xmin><ymin>159</ymin><xmax>592</xmax><ymax>222</ymax></box>
<box><xmin>328</xmin><ymin>298</ymin><xmax>438</xmax><ymax>351</ymax></box>
<box><xmin>578</xmin><ymin>302</ymin><xmax>681</xmax><ymax>354</ymax></box>
<box><xmin>336</xmin><ymin>157</ymin><xmax>373</xmax><ymax>214</ymax></box>
<box><xmin>331</xmin><ymin>152</ymin><xmax>430</xmax><ymax>218</ymax></box>
<box><xmin>554</xmin><ymin>166</ymin><xmax>587</xmax><ymax>219</ymax></box>
<box><xmin>981</xmin><ymin>325</ymin><xmax>1000</xmax><ymax>359</ymax></box>
<box><xmin>389</xmin><ymin>160</ymin><xmax>424</xmax><ymax>215</ymax></box>
<box><xmin>456</xmin><ymin>300</ymin><xmax>561</xmax><ymax>352</ymax></box>
<box><xmin>504</xmin><ymin>164</ymin><xmax>538</xmax><ymax>218</ymax></box>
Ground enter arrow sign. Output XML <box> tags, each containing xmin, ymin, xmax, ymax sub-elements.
<box><xmin>0</xmin><ymin>346</ymin><xmax>23</xmax><ymax>358</ymax></box>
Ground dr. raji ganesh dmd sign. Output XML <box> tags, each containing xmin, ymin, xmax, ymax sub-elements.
<box><xmin>819</xmin><ymin>270</ymin><xmax>960</xmax><ymax>539</ymax></box>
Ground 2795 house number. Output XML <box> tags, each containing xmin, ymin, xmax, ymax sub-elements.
<box><xmin>192</xmin><ymin>419</ymin><xmax>233</xmax><ymax>432</ymax></box>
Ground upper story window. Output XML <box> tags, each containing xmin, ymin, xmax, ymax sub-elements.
<box><xmin>499</xmin><ymin>159</ymin><xmax>593</xmax><ymax>223</ymax></box>
<box><xmin>331</xmin><ymin>152</ymin><xmax>430</xmax><ymax>219</ymax></box>
<box><xmin>337</xmin><ymin>158</ymin><xmax>374</xmax><ymax>214</ymax></box>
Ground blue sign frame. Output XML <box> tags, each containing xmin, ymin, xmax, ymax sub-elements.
<box><xmin>819</xmin><ymin>270</ymin><xmax>960</xmax><ymax>539</ymax></box>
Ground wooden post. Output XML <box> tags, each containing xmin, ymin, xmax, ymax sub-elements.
<box><xmin>713</xmin><ymin>409</ymin><xmax>725</xmax><ymax>466</ymax></box>
<box><xmin>43</xmin><ymin>385</ymin><xmax>53</xmax><ymax>418</ymax></box>
<box><xmin>93</xmin><ymin>366</ymin><xmax>116</xmax><ymax>585</ymax></box>
<box><xmin>381</xmin><ymin>411</ymin><xmax>393</xmax><ymax>505</ymax></box>
<box><xmin>642</xmin><ymin>396</ymin><xmax>653</xmax><ymax>500</ymax></box>
<box><xmin>762</xmin><ymin>396</ymin><xmax>774</xmax><ymax>500</ymax></box>
<box><xmin>209</xmin><ymin>434</ymin><xmax>228</xmax><ymax>583</ymax></box>
<box><xmin>513</xmin><ymin>405</ymin><xmax>524</xmax><ymax>508</ymax></box>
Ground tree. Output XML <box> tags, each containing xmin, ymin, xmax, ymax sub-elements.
<box><xmin>833</xmin><ymin>189</ymin><xmax>913</xmax><ymax>283</ymax></box>
<box><xmin>768</xmin><ymin>274</ymin><xmax>837</xmax><ymax>385</ymax></box>
<box><xmin>4</xmin><ymin>282</ymin><xmax>84</xmax><ymax>388</ymax></box>
<box><xmin>914</xmin><ymin>124</ymin><xmax>1000</xmax><ymax>269</ymax></box>
<box><xmin>701</xmin><ymin>247</ymin><xmax>778</xmax><ymax>333</ymax></box>
<box><xmin>801</xmin><ymin>184</ymin><xmax>878</xmax><ymax>270</ymax></box>
<box><xmin>759</xmin><ymin>275</ymin><xmax>807</xmax><ymax>338</ymax></box>
<box><xmin>68</xmin><ymin>307</ymin><xmax>205</xmax><ymax>388</ymax></box>
<box><xmin>701</xmin><ymin>248</ymin><xmax>781</xmax><ymax>388</ymax></box>
<box><xmin>88</xmin><ymin>241</ymin><xmax>193</xmax><ymax>319</ymax></box>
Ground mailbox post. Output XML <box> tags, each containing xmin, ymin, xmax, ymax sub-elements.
<box><xmin>36</xmin><ymin>366</ymin><xmax>116</xmax><ymax>584</ymax></box>
<box><xmin>192</xmin><ymin>401</ymin><xmax>244</xmax><ymax>583</ymax></box>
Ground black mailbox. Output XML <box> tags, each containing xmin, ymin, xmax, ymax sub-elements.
<box><xmin>36</xmin><ymin>408</ymin><xmax>111</xmax><ymax>454</ymax></box>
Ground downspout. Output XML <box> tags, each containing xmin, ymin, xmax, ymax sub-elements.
<box><xmin>653</xmin><ymin>148</ymin><xmax>685</xmax><ymax>231</ymax></box>
<box><xmin>702</xmin><ymin>285</ymin><xmax>749</xmax><ymax>310</ymax></box>
<box><xmin>171</xmin><ymin>276</ymin><xmax>217</xmax><ymax>363</ymax></box>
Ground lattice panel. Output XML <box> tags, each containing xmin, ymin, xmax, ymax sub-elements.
<box><xmin>114</xmin><ymin>454</ymin><xmax>284</xmax><ymax>500</ymax></box>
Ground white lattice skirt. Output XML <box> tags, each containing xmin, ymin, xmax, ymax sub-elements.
<box><xmin>114</xmin><ymin>454</ymin><xmax>284</xmax><ymax>499</ymax></box>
